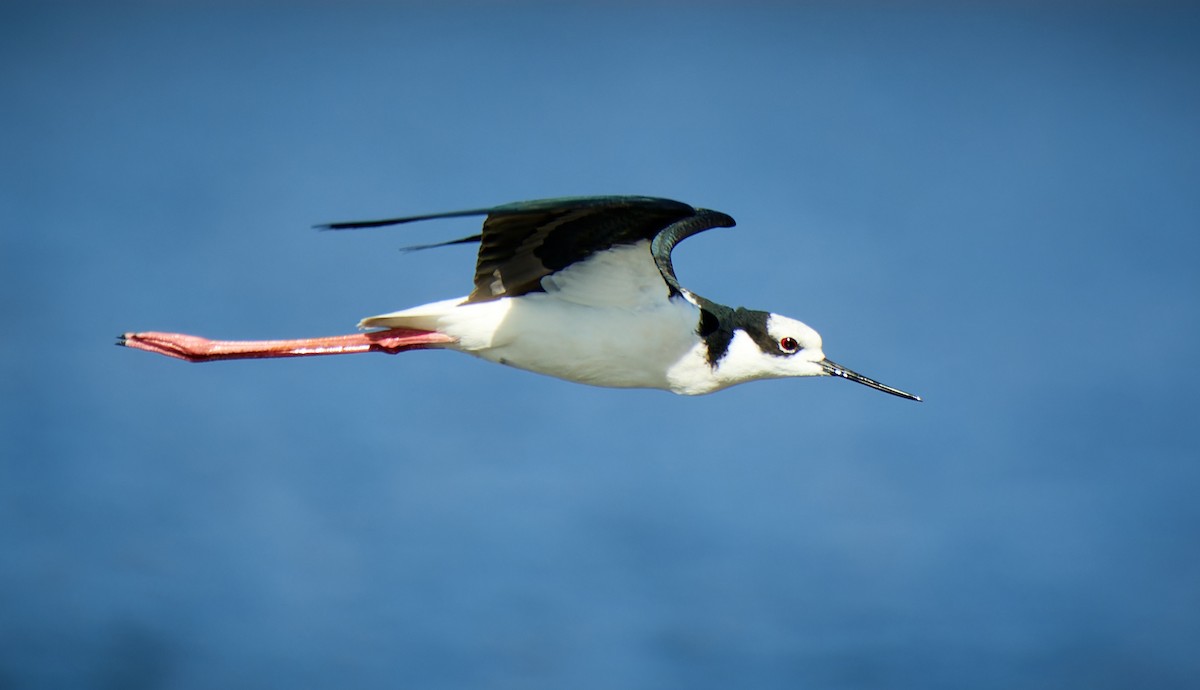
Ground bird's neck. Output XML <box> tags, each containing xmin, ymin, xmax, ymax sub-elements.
<box><xmin>663</xmin><ymin>297</ymin><xmax>775</xmax><ymax>395</ymax></box>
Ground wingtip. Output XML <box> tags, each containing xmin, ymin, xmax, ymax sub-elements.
<box><xmin>314</xmin><ymin>217</ymin><xmax>432</xmax><ymax>231</ymax></box>
<box><xmin>314</xmin><ymin>221</ymin><xmax>362</xmax><ymax>231</ymax></box>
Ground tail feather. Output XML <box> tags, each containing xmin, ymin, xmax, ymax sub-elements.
<box><xmin>358</xmin><ymin>297</ymin><xmax>466</xmax><ymax>331</ymax></box>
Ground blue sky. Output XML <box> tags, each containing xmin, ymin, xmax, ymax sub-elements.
<box><xmin>2</xmin><ymin>3</ymin><xmax>1199</xmax><ymax>688</ymax></box>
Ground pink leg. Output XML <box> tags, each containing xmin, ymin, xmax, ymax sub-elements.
<box><xmin>118</xmin><ymin>328</ymin><xmax>457</xmax><ymax>362</ymax></box>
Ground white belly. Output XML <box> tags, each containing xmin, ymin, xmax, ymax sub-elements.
<box><xmin>440</xmin><ymin>293</ymin><xmax>703</xmax><ymax>390</ymax></box>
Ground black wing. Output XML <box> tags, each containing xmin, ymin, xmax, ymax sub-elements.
<box><xmin>319</xmin><ymin>195</ymin><xmax>735</xmax><ymax>302</ymax></box>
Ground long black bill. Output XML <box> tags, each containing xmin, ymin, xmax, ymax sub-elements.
<box><xmin>821</xmin><ymin>359</ymin><xmax>922</xmax><ymax>402</ymax></box>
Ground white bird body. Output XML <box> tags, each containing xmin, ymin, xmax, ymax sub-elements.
<box><xmin>359</xmin><ymin>241</ymin><xmax>829</xmax><ymax>395</ymax></box>
<box><xmin>121</xmin><ymin>196</ymin><xmax>919</xmax><ymax>401</ymax></box>
<box><xmin>359</xmin><ymin>243</ymin><xmax>711</xmax><ymax>392</ymax></box>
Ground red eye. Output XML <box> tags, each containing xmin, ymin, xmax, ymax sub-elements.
<box><xmin>780</xmin><ymin>337</ymin><xmax>800</xmax><ymax>353</ymax></box>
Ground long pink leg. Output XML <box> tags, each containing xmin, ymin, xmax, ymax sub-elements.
<box><xmin>118</xmin><ymin>328</ymin><xmax>457</xmax><ymax>363</ymax></box>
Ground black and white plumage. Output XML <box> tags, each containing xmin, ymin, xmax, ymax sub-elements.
<box><xmin>121</xmin><ymin>195</ymin><xmax>919</xmax><ymax>401</ymax></box>
<box><xmin>328</xmin><ymin>196</ymin><xmax>920</xmax><ymax>399</ymax></box>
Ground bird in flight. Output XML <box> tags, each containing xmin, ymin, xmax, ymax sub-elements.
<box><xmin>120</xmin><ymin>196</ymin><xmax>920</xmax><ymax>400</ymax></box>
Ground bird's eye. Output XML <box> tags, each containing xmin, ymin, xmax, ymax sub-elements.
<box><xmin>779</xmin><ymin>337</ymin><xmax>800</xmax><ymax>353</ymax></box>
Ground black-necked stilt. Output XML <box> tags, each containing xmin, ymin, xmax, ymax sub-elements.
<box><xmin>121</xmin><ymin>196</ymin><xmax>920</xmax><ymax>400</ymax></box>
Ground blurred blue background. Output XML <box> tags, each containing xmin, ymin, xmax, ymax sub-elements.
<box><xmin>3</xmin><ymin>2</ymin><xmax>1199</xmax><ymax>688</ymax></box>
